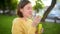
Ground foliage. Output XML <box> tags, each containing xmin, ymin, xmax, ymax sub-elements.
<box><xmin>33</xmin><ymin>0</ymin><xmax>45</xmax><ymax>13</ymax></box>
<box><xmin>0</xmin><ymin>0</ymin><xmax>18</xmax><ymax>10</ymax></box>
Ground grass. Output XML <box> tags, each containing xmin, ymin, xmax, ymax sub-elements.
<box><xmin>42</xmin><ymin>23</ymin><xmax>60</xmax><ymax>34</ymax></box>
<box><xmin>0</xmin><ymin>15</ymin><xmax>16</xmax><ymax>34</ymax></box>
<box><xmin>0</xmin><ymin>15</ymin><xmax>60</xmax><ymax>34</ymax></box>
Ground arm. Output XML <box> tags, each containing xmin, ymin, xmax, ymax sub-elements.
<box><xmin>12</xmin><ymin>18</ymin><xmax>24</xmax><ymax>34</ymax></box>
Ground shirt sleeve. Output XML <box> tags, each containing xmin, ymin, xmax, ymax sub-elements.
<box><xmin>11</xmin><ymin>18</ymin><xmax>36</xmax><ymax>34</ymax></box>
<box><xmin>11</xmin><ymin>18</ymin><xmax>25</xmax><ymax>34</ymax></box>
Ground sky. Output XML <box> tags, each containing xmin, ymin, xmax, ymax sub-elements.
<box><xmin>42</xmin><ymin>0</ymin><xmax>52</xmax><ymax>6</ymax></box>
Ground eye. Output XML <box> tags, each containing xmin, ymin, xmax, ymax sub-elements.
<box><xmin>27</xmin><ymin>7</ymin><xmax>31</xmax><ymax>10</ymax></box>
<box><xmin>27</xmin><ymin>7</ymin><xmax>32</xmax><ymax>10</ymax></box>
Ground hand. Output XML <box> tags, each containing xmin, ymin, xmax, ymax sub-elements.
<box><xmin>35</xmin><ymin>28</ymin><xmax>44</xmax><ymax>34</ymax></box>
<box><xmin>41</xmin><ymin>28</ymin><xmax>44</xmax><ymax>33</ymax></box>
<box><xmin>32</xmin><ymin>16</ymin><xmax>41</xmax><ymax>27</ymax></box>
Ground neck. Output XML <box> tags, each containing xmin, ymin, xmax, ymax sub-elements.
<box><xmin>23</xmin><ymin>16</ymin><xmax>27</xmax><ymax>21</ymax></box>
<box><xmin>22</xmin><ymin>16</ymin><xmax>32</xmax><ymax>21</ymax></box>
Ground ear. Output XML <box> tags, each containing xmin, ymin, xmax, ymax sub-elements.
<box><xmin>20</xmin><ymin>8</ymin><xmax>23</xmax><ymax>12</ymax></box>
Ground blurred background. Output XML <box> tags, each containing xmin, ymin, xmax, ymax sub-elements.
<box><xmin>0</xmin><ymin>0</ymin><xmax>60</xmax><ymax>34</ymax></box>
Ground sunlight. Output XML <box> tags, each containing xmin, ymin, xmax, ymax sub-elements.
<box><xmin>42</xmin><ymin>0</ymin><xmax>52</xmax><ymax>6</ymax></box>
<box><xmin>29</xmin><ymin>0</ymin><xmax>36</xmax><ymax>6</ymax></box>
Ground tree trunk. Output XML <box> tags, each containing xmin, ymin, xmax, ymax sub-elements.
<box><xmin>41</xmin><ymin>0</ymin><xmax>57</xmax><ymax>22</ymax></box>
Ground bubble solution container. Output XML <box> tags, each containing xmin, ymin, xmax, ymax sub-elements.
<box><xmin>38</xmin><ymin>24</ymin><xmax>42</xmax><ymax>34</ymax></box>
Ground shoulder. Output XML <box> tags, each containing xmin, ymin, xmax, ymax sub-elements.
<box><xmin>12</xmin><ymin>17</ymin><xmax>23</xmax><ymax>23</ymax></box>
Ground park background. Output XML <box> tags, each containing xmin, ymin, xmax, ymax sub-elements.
<box><xmin>0</xmin><ymin>0</ymin><xmax>60</xmax><ymax>34</ymax></box>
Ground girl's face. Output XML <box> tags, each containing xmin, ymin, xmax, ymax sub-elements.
<box><xmin>20</xmin><ymin>3</ymin><xmax>33</xmax><ymax>18</ymax></box>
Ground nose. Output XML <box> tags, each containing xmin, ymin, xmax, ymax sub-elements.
<box><xmin>29</xmin><ymin>10</ymin><xmax>32</xmax><ymax>15</ymax></box>
<box><xmin>30</xmin><ymin>8</ymin><xmax>33</xmax><ymax>12</ymax></box>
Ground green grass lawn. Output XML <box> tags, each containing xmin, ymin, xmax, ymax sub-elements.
<box><xmin>42</xmin><ymin>23</ymin><xmax>60</xmax><ymax>34</ymax></box>
<box><xmin>0</xmin><ymin>15</ymin><xmax>60</xmax><ymax>34</ymax></box>
<box><xmin>0</xmin><ymin>15</ymin><xmax>16</xmax><ymax>34</ymax></box>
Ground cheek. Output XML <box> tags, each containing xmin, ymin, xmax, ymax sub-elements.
<box><xmin>24</xmin><ymin>10</ymin><xmax>31</xmax><ymax>17</ymax></box>
<box><xmin>23</xmin><ymin>9</ymin><xmax>29</xmax><ymax>14</ymax></box>
<box><xmin>23</xmin><ymin>9</ymin><xmax>32</xmax><ymax>17</ymax></box>
<box><xmin>23</xmin><ymin>10</ymin><xmax>28</xmax><ymax>16</ymax></box>
<box><xmin>25</xmin><ymin>11</ymin><xmax>30</xmax><ymax>15</ymax></box>
<box><xmin>26</xmin><ymin>10</ymin><xmax>32</xmax><ymax>15</ymax></box>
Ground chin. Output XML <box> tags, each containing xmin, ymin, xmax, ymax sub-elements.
<box><xmin>29</xmin><ymin>15</ymin><xmax>32</xmax><ymax>18</ymax></box>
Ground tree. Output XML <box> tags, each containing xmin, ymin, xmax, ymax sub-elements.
<box><xmin>58</xmin><ymin>0</ymin><xmax>60</xmax><ymax>2</ymax></box>
<box><xmin>0</xmin><ymin>0</ymin><xmax>18</xmax><ymax>15</ymax></box>
<box><xmin>41</xmin><ymin>0</ymin><xmax>57</xmax><ymax>22</ymax></box>
<box><xmin>0</xmin><ymin>0</ymin><xmax>7</xmax><ymax>14</ymax></box>
<box><xmin>7</xmin><ymin>0</ymin><xmax>18</xmax><ymax>15</ymax></box>
<box><xmin>33</xmin><ymin>0</ymin><xmax>45</xmax><ymax>19</ymax></box>
<box><xmin>33</xmin><ymin>0</ymin><xmax>45</xmax><ymax>13</ymax></box>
